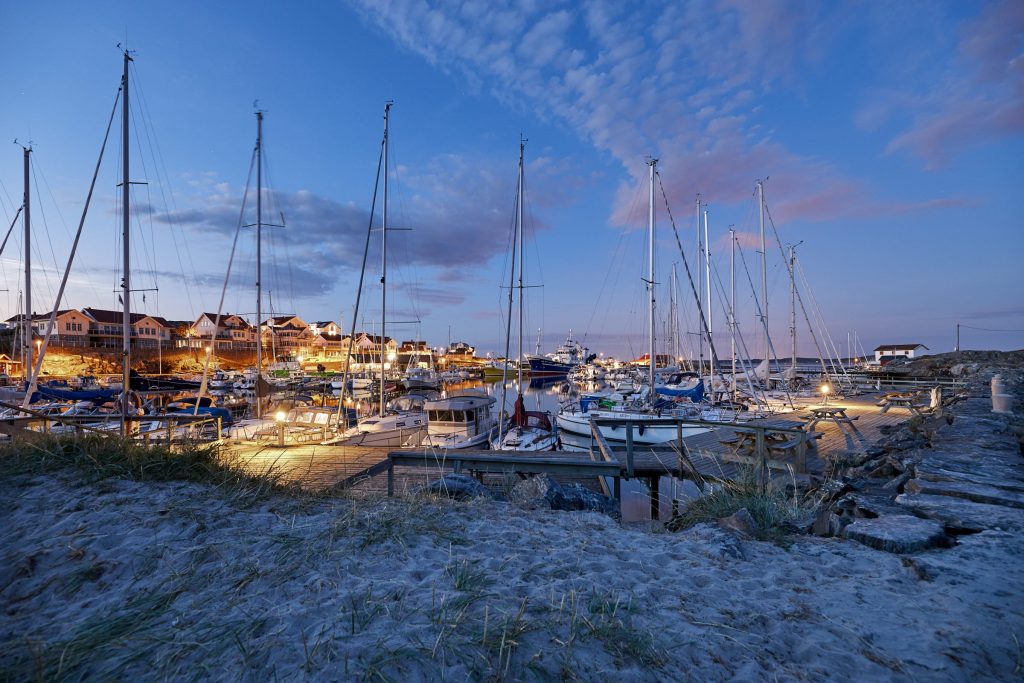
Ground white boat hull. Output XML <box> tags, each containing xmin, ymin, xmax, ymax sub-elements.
<box><xmin>555</xmin><ymin>409</ymin><xmax>709</xmax><ymax>445</ymax></box>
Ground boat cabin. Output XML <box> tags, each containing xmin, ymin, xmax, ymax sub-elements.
<box><xmin>424</xmin><ymin>393</ymin><xmax>495</xmax><ymax>441</ymax></box>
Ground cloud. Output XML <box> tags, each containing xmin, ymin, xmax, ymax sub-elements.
<box><xmin>350</xmin><ymin>0</ymin><xmax>974</xmax><ymax>226</ymax></box>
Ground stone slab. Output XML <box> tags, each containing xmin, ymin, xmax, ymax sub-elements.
<box><xmin>843</xmin><ymin>515</ymin><xmax>947</xmax><ymax>553</ymax></box>
<box><xmin>895</xmin><ymin>493</ymin><xmax>1024</xmax><ymax>533</ymax></box>
<box><xmin>905</xmin><ymin>478</ymin><xmax>1024</xmax><ymax>509</ymax></box>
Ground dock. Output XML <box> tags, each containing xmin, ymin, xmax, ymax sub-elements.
<box><xmin>225</xmin><ymin>393</ymin><xmax>921</xmax><ymax>517</ymax></box>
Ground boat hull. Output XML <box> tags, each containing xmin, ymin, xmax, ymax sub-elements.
<box><xmin>527</xmin><ymin>356</ymin><xmax>574</xmax><ymax>376</ymax></box>
<box><xmin>555</xmin><ymin>409</ymin><xmax>709</xmax><ymax>445</ymax></box>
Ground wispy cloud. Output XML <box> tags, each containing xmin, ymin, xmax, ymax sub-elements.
<box><xmin>350</xmin><ymin>0</ymin><xmax>993</xmax><ymax>223</ymax></box>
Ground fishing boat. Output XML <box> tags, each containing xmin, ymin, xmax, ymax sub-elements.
<box><xmin>526</xmin><ymin>332</ymin><xmax>587</xmax><ymax>376</ymax></box>
<box><xmin>422</xmin><ymin>391</ymin><xmax>499</xmax><ymax>449</ymax></box>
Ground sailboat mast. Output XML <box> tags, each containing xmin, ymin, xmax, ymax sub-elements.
<box><xmin>22</xmin><ymin>146</ymin><xmax>31</xmax><ymax>385</ymax></box>
<box><xmin>695</xmin><ymin>195</ymin><xmax>702</xmax><ymax>373</ymax></box>
<box><xmin>517</xmin><ymin>138</ymin><xmax>525</xmax><ymax>391</ymax></box>
<box><xmin>647</xmin><ymin>158</ymin><xmax>657</xmax><ymax>397</ymax></box>
<box><xmin>121</xmin><ymin>50</ymin><xmax>132</xmax><ymax>434</ymax></box>
<box><xmin>758</xmin><ymin>180</ymin><xmax>768</xmax><ymax>367</ymax></box>
<box><xmin>380</xmin><ymin>102</ymin><xmax>391</xmax><ymax>417</ymax></box>
<box><xmin>703</xmin><ymin>206</ymin><xmax>711</xmax><ymax>370</ymax></box>
<box><xmin>255</xmin><ymin>110</ymin><xmax>263</xmax><ymax>416</ymax></box>
<box><xmin>730</xmin><ymin>227</ymin><xmax>736</xmax><ymax>402</ymax></box>
<box><xmin>790</xmin><ymin>244</ymin><xmax>797</xmax><ymax>375</ymax></box>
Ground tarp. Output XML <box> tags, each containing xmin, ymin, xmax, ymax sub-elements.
<box><xmin>654</xmin><ymin>379</ymin><xmax>705</xmax><ymax>402</ymax></box>
<box><xmin>34</xmin><ymin>386</ymin><xmax>121</xmax><ymax>402</ymax></box>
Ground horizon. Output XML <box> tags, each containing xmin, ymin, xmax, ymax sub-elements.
<box><xmin>1</xmin><ymin>1</ymin><xmax>1021</xmax><ymax>359</ymax></box>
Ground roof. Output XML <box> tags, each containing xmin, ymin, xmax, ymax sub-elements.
<box><xmin>312</xmin><ymin>321</ymin><xmax>337</xmax><ymax>327</ymax></box>
<box><xmin>198</xmin><ymin>312</ymin><xmax>250</xmax><ymax>328</ymax></box>
<box><xmin>872</xmin><ymin>344</ymin><xmax>928</xmax><ymax>352</ymax></box>
<box><xmin>83</xmin><ymin>308</ymin><xmax>170</xmax><ymax>326</ymax></box>
<box><xmin>266</xmin><ymin>315</ymin><xmax>303</xmax><ymax>326</ymax></box>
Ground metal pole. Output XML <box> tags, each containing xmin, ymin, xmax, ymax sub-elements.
<box><xmin>255</xmin><ymin>110</ymin><xmax>263</xmax><ymax>418</ymax></box>
<box><xmin>730</xmin><ymin>227</ymin><xmax>736</xmax><ymax>403</ymax></box>
<box><xmin>695</xmin><ymin>196</ymin><xmax>702</xmax><ymax>374</ymax></box>
<box><xmin>22</xmin><ymin>146</ymin><xmax>31</xmax><ymax>386</ymax></box>
<box><xmin>790</xmin><ymin>244</ymin><xmax>797</xmax><ymax>375</ymax></box>
<box><xmin>517</xmin><ymin>138</ymin><xmax>524</xmax><ymax>394</ymax></box>
<box><xmin>380</xmin><ymin>102</ymin><xmax>391</xmax><ymax>417</ymax></box>
<box><xmin>758</xmin><ymin>180</ymin><xmax>768</xmax><ymax>367</ymax></box>
<box><xmin>704</xmin><ymin>207</ymin><xmax>711</xmax><ymax>362</ymax></box>
<box><xmin>955</xmin><ymin>323</ymin><xmax>960</xmax><ymax>353</ymax></box>
<box><xmin>121</xmin><ymin>50</ymin><xmax>132</xmax><ymax>436</ymax></box>
<box><xmin>647</xmin><ymin>158</ymin><xmax>657</xmax><ymax>399</ymax></box>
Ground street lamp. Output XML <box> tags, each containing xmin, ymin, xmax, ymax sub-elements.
<box><xmin>820</xmin><ymin>383</ymin><xmax>831</xmax><ymax>406</ymax></box>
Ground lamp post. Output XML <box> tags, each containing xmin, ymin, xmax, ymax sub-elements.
<box><xmin>820</xmin><ymin>383</ymin><xmax>831</xmax><ymax>406</ymax></box>
<box><xmin>275</xmin><ymin>409</ymin><xmax>286</xmax><ymax>447</ymax></box>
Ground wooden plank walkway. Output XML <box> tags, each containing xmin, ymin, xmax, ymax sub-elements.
<box><xmin>222</xmin><ymin>394</ymin><xmax>912</xmax><ymax>496</ymax></box>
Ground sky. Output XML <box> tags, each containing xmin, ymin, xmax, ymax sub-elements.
<box><xmin>0</xmin><ymin>0</ymin><xmax>1021</xmax><ymax>360</ymax></box>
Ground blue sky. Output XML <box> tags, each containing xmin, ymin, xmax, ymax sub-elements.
<box><xmin>0</xmin><ymin>0</ymin><xmax>1021</xmax><ymax>359</ymax></box>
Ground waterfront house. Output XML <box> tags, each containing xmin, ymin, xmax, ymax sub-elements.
<box><xmin>262</xmin><ymin>315</ymin><xmax>312</xmax><ymax>358</ymax></box>
<box><xmin>187</xmin><ymin>312</ymin><xmax>257</xmax><ymax>349</ymax></box>
<box><xmin>872</xmin><ymin>344</ymin><xmax>929</xmax><ymax>363</ymax></box>
<box><xmin>82</xmin><ymin>308</ymin><xmax>173</xmax><ymax>349</ymax></box>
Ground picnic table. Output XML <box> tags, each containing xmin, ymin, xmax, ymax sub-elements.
<box><xmin>718</xmin><ymin>419</ymin><xmax>820</xmax><ymax>471</ymax></box>
<box><xmin>877</xmin><ymin>392</ymin><xmax>929</xmax><ymax>417</ymax></box>
<box><xmin>804</xmin><ymin>406</ymin><xmax>860</xmax><ymax>431</ymax></box>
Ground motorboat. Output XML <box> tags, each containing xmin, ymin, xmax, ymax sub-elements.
<box><xmin>422</xmin><ymin>391</ymin><xmax>500</xmax><ymax>449</ymax></box>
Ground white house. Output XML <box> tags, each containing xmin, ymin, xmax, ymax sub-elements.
<box><xmin>873</xmin><ymin>344</ymin><xmax>929</xmax><ymax>363</ymax></box>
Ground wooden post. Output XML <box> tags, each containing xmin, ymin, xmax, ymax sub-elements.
<box><xmin>625</xmin><ymin>422</ymin><xmax>634</xmax><ymax>479</ymax></box>
<box><xmin>648</xmin><ymin>475</ymin><xmax>660</xmax><ymax>521</ymax></box>
<box><xmin>754</xmin><ymin>427</ymin><xmax>766</xmax><ymax>492</ymax></box>
<box><xmin>613</xmin><ymin>476</ymin><xmax>620</xmax><ymax>501</ymax></box>
<box><xmin>387</xmin><ymin>463</ymin><xmax>394</xmax><ymax>496</ymax></box>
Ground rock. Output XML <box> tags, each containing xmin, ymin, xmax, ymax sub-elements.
<box><xmin>811</xmin><ymin>506</ymin><xmax>844</xmax><ymax>537</ymax></box>
<box><xmin>420</xmin><ymin>473</ymin><xmax>493</xmax><ymax>500</ymax></box>
<box><xmin>905</xmin><ymin>478</ymin><xmax>1024</xmax><ymax>509</ymax></box>
<box><xmin>843</xmin><ymin>515</ymin><xmax>947</xmax><ymax>553</ymax></box>
<box><xmin>896</xmin><ymin>493</ymin><xmax>1024</xmax><ymax>533</ymax></box>
<box><xmin>717</xmin><ymin>508</ymin><xmax>756</xmax><ymax>537</ymax></box>
<box><xmin>882</xmin><ymin>471</ymin><xmax>912</xmax><ymax>492</ymax></box>
<box><xmin>520</xmin><ymin>475</ymin><xmax>620</xmax><ymax>517</ymax></box>
<box><xmin>915</xmin><ymin>465</ymin><xmax>1024</xmax><ymax>493</ymax></box>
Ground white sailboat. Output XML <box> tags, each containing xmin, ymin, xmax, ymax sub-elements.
<box><xmin>492</xmin><ymin>139</ymin><xmax>557</xmax><ymax>451</ymax></box>
<box><xmin>556</xmin><ymin>158</ymin><xmax>711</xmax><ymax>445</ymax></box>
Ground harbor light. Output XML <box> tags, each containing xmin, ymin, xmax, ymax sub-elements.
<box><xmin>387</xmin><ymin>351</ymin><xmax>396</xmax><ymax>362</ymax></box>
<box><xmin>820</xmin><ymin>383</ymin><xmax>831</xmax><ymax>406</ymax></box>
<box><xmin>275</xmin><ymin>410</ymin><xmax>286</xmax><ymax>422</ymax></box>
<box><xmin>297</xmin><ymin>355</ymin><xmax>304</xmax><ymax>364</ymax></box>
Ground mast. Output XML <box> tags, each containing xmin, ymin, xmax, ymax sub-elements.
<box><xmin>517</xmin><ymin>138</ymin><xmax>525</xmax><ymax>393</ymax></box>
<box><xmin>730</xmin><ymin>227</ymin><xmax>737</xmax><ymax>402</ymax></box>
<box><xmin>121</xmin><ymin>50</ymin><xmax>132</xmax><ymax>435</ymax></box>
<box><xmin>757</xmin><ymin>180</ymin><xmax>768</xmax><ymax>368</ymax></box>
<box><xmin>695</xmin><ymin>195</ymin><xmax>703</xmax><ymax>373</ymax></box>
<box><xmin>703</xmin><ymin>206</ymin><xmax>711</xmax><ymax>371</ymax></box>
<box><xmin>22</xmin><ymin>145</ymin><xmax>31</xmax><ymax>386</ymax></box>
<box><xmin>255</xmin><ymin>110</ymin><xmax>263</xmax><ymax>416</ymax></box>
<box><xmin>790</xmin><ymin>243</ymin><xmax>797</xmax><ymax>375</ymax></box>
<box><xmin>496</xmin><ymin>140</ymin><xmax>520</xmax><ymax>446</ymax></box>
<box><xmin>647</xmin><ymin>158</ymin><xmax>657</xmax><ymax>399</ymax></box>
<box><xmin>380</xmin><ymin>102</ymin><xmax>391</xmax><ymax>417</ymax></box>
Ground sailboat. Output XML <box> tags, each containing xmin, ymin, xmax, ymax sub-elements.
<box><xmin>491</xmin><ymin>140</ymin><xmax>557</xmax><ymax>451</ymax></box>
<box><xmin>556</xmin><ymin>158</ymin><xmax>713</xmax><ymax>445</ymax></box>
<box><xmin>323</xmin><ymin>102</ymin><xmax>426</xmax><ymax>448</ymax></box>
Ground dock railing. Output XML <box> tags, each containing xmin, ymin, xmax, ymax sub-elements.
<box><xmin>588</xmin><ymin>415</ymin><xmax>814</xmax><ymax>491</ymax></box>
<box><xmin>0</xmin><ymin>401</ymin><xmax>223</xmax><ymax>446</ymax></box>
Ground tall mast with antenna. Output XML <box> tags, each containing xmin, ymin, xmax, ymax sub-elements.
<box><xmin>255</xmin><ymin>109</ymin><xmax>263</xmax><ymax>417</ymax></box>
<box><xmin>517</xmin><ymin>137</ymin><xmax>525</xmax><ymax>393</ymax></box>
<box><xmin>647</xmin><ymin>158</ymin><xmax>657</xmax><ymax>398</ymax></box>
<box><xmin>380</xmin><ymin>102</ymin><xmax>391</xmax><ymax>417</ymax></box>
<box><xmin>22</xmin><ymin>145</ymin><xmax>31</xmax><ymax>385</ymax></box>
<box><xmin>121</xmin><ymin>49</ymin><xmax>133</xmax><ymax>435</ymax></box>
<box><xmin>695</xmin><ymin>195</ymin><xmax>703</xmax><ymax>373</ymax></box>
<box><xmin>790</xmin><ymin>243</ymin><xmax>798</xmax><ymax>375</ymax></box>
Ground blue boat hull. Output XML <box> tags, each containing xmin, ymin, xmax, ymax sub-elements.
<box><xmin>527</xmin><ymin>356</ymin><xmax>573</xmax><ymax>376</ymax></box>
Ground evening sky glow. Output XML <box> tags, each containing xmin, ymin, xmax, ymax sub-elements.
<box><xmin>0</xmin><ymin>0</ymin><xmax>1021</xmax><ymax>358</ymax></box>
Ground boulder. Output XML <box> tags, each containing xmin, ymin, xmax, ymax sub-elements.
<box><xmin>843</xmin><ymin>515</ymin><xmax>947</xmax><ymax>553</ymax></box>
<box><xmin>420</xmin><ymin>473</ymin><xmax>493</xmax><ymax>500</ymax></box>
<box><xmin>717</xmin><ymin>508</ymin><xmax>757</xmax><ymax>537</ymax></box>
<box><xmin>514</xmin><ymin>475</ymin><xmax>620</xmax><ymax>518</ymax></box>
<box><xmin>811</xmin><ymin>506</ymin><xmax>845</xmax><ymax>537</ymax></box>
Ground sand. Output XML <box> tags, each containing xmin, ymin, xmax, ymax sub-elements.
<box><xmin>2</xmin><ymin>464</ymin><xmax>1021</xmax><ymax>682</ymax></box>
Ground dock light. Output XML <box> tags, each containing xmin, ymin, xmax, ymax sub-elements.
<box><xmin>820</xmin><ymin>384</ymin><xmax>831</xmax><ymax>406</ymax></box>
<box><xmin>275</xmin><ymin>410</ymin><xmax>286</xmax><ymax>422</ymax></box>
<box><xmin>387</xmin><ymin>351</ymin><xmax>396</xmax><ymax>362</ymax></box>
<box><xmin>297</xmin><ymin>355</ymin><xmax>304</xmax><ymax>364</ymax></box>
<box><xmin>205</xmin><ymin>345</ymin><xmax>212</xmax><ymax>354</ymax></box>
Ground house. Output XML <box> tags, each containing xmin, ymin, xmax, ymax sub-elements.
<box><xmin>5</xmin><ymin>310</ymin><xmax>90</xmax><ymax>344</ymax></box>
<box><xmin>349</xmin><ymin>333</ymin><xmax>397</xmax><ymax>363</ymax></box>
<box><xmin>872</xmin><ymin>344</ymin><xmax>929</xmax><ymax>364</ymax></box>
<box><xmin>310</xmin><ymin>331</ymin><xmax>352</xmax><ymax>358</ymax></box>
<box><xmin>82</xmin><ymin>308</ymin><xmax>173</xmax><ymax>348</ymax></box>
<box><xmin>262</xmin><ymin>315</ymin><xmax>312</xmax><ymax>358</ymax></box>
<box><xmin>308</xmin><ymin>320</ymin><xmax>342</xmax><ymax>337</ymax></box>
<box><xmin>187</xmin><ymin>312</ymin><xmax>257</xmax><ymax>349</ymax></box>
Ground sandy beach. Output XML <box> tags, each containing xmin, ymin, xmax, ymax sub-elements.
<box><xmin>2</xmin><ymin>440</ymin><xmax>1021</xmax><ymax>681</ymax></box>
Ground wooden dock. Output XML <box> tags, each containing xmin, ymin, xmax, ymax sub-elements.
<box><xmin>223</xmin><ymin>394</ymin><xmax>913</xmax><ymax>506</ymax></box>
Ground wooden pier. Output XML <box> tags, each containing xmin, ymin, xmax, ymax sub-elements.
<box><xmin>224</xmin><ymin>394</ymin><xmax>917</xmax><ymax>517</ymax></box>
